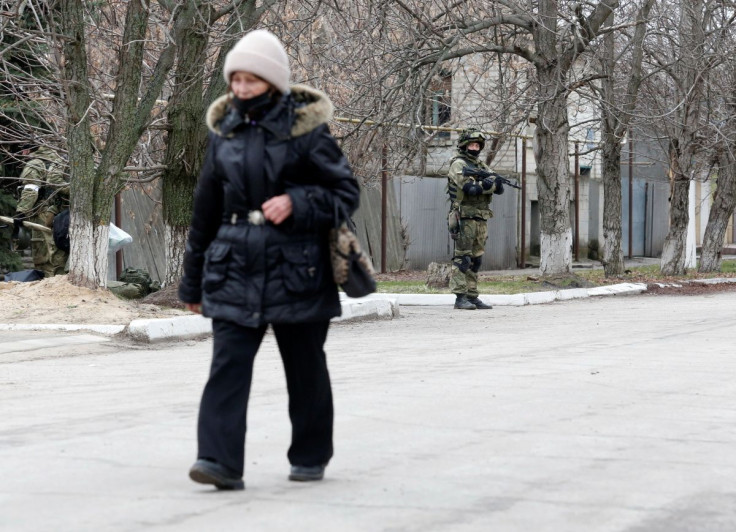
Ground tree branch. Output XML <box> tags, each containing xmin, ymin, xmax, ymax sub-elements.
<box><xmin>561</xmin><ymin>1</ymin><xmax>620</xmax><ymax>71</ymax></box>
<box><xmin>416</xmin><ymin>42</ymin><xmax>537</xmax><ymax>68</ymax></box>
<box><xmin>614</xmin><ymin>0</ymin><xmax>655</xmax><ymax>138</ymax></box>
<box><xmin>97</xmin><ymin>0</ymin><xmax>151</xmax><ymax>188</ymax></box>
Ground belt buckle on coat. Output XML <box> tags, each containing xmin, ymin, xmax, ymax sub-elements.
<box><xmin>248</xmin><ymin>210</ymin><xmax>265</xmax><ymax>225</ymax></box>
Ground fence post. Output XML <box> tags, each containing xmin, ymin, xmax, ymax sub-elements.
<box><xmin>115</xmin><ymin>192</ymin><xmax>123</xmax><ymax>280</ymax></box>
<box><xmin>574</xmin><ymin>142</ymin><xmax>580</xmax><ymax>262</ymax></box>
<box><xmin>520</xmin><ymin>138</ymin><xmax>527</xmax><ymax>269</ymax></box>
<box><xmin>628</xmin><ymin>129</ymin><xmax>634</xmax><ymax>258</ymax></box>
<box><xmin>381</xmin><ymin>142</ymin><xmax>388</xmax><ymax>273</ymax></box>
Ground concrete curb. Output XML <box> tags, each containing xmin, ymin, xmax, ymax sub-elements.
<box><xmin>0</xmin><ymin>298</ymin><xmax>400</xmax><ymax>342</ymax></box>
<box><xmin>689</xmin><ymin>277</ymin><xmax>736</xmax><ymax>285</ymax></box>
<box><xmin>127</xmin><ymin>297</ymin><xmax>399</xmax><ymax>342</ymax></box>
<box><xmin>128</xmin><ymin>314</ymin><xmax>213</xmax><ymax>343</ymax></box>
<box><xmin>0</xmin><ymin>281</ymin><xmax>659</xmax><ymax>341</ymax></box>
<box><xmin>587</xmin><ymin>283</ymin><xmax>648</xmax><ymax>296</ymax></box>
<box><xmin>0</xmin><ymin>323</ymin><xmax>126</xmax><ymax>335</ymax></box>
<box><xmin>358</xmin><ymin>282</ymin><xmax>648</xmax><ymax>307</ymax></box>
<box><xmin>334</xmin><ymin>297</ymin><xmax>399</xmax><ymax>323</ymax></box>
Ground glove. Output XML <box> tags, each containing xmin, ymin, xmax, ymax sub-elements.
<box><xmin>481</xmin><ymin>177</ymin><xmax>494</xmax><ymax>190</ymax></box>
<box><xmin>493</xmin><ymin>177</ymin><xmax>505</xmax><ymax>195</ymax></box>
<box><xmin>11</xmin><ymin>217</ymin><xmax>24</xmax><ymax>240</ymax></box>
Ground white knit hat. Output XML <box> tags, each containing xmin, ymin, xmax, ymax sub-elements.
<box><xmin>223</xmin><ymin>30</ymin><xmax>291</xmax><ymax>94</ymax></box>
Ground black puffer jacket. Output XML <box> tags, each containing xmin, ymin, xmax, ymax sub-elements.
<box><xmin>178</xmin><ymin>85</ymin><xmax>360</xmax><ymax>327</ymax></box>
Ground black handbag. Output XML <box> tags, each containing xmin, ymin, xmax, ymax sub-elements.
<box><xmin>329</xmin><ymin>201</ymin><xmax>376</xmax><ymax>298</ymax></box>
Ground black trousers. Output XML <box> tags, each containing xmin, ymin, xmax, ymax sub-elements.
<box><xmin>196</xmin><ymin>319</ymin><xmax>334</xmax><ymax>476</ymax></box>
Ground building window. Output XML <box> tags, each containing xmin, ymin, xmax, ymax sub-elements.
<box><xmin>427</xmin><ymin>72</ymin><xmax>452</xmax><ymax>139</ymax></box>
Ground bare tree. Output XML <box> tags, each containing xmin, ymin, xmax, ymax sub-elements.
<box><xmin>699</xmin><ymin>142</ymin><xmax>736</xmax><ymax>272</ymax></box>
<box><xmin>48</xmin><ymin>0</ymin><xmax>289</xmax><ymax>288</ymax></box>
<box><xmin>595</xmin><ymin>0</ymin><xmax>654</xmax><ymax>277</ymax></box>
<box><xmin>699</xmin><ymin>8</ymin><xmax>736</xmax><ymax>272</ymax></box>
<box><xmin>55</xmin><ymin>0</ymin><xmax>179</xmax><ymax>288</ymax></box>
<box><xmin>639</xmin><ymin>1</ymin><xmax>714</xmax><ymax>275</ymax></box>
<box><xmin>15</xmin><ymin>0</ymin><xmax>692</xmax><ymax>283</ymax></box>
<box><xmin>659</xmin><ymin>1</ymin><xmax>708</xmax><ymax>275</ymax></box>
<box><xmin>325</xmin><ymin>0</ymin><xmax>620</xmax><ymax>275</ymax></box>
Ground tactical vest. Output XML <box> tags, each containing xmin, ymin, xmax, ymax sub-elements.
<box><xmin>447</xmin><ymin>155</ymin><xmax>493</xmax><ymax>220</ymax></box>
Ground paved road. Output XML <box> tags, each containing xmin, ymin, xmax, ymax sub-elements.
<box><xmin>2</xmin><ymin>292</ymin><xmax>736</xmax><ymax>532</ymax></box>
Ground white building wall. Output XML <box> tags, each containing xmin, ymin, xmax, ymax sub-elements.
<box><xmin>694</xmin><ymin>180</ymin><xmax>711</xmax><ymax>245</ymax></box>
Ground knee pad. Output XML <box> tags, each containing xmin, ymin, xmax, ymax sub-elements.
<box><xmin>470</xmin><ymin>256</ymin><xmax>482</xmax><ymax>273</ymax></box>
<box><xmin>453</xmin><ymin>255</ymin><xmax>472</xmax><ymax>273</ymax></box>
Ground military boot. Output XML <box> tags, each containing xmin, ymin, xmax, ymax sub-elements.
<box><xmin>454</xmin><ymin>294</ymin><xmax>476</xmax><ymax>310</ymax></box>
<box><xmin>467</xmin><ymin>297</ymin><xmax>492</xmax><ymax>310</ymax></box>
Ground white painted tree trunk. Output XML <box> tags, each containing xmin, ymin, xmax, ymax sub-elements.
<box><xmin>700</xmin><ymin>149</ymin><xmax>736</xmax><ymax>272</ymax></box>
<box><xmin>685</xmin><ymin>180</ymin><xmax>697</xmax><ymax>269</ymax></box>
<box><xmin>535</xmin><ymin>68</ymin><xmax>573</xmax><ymax>276</ymax></box>
<box><xmin>660</xmin><ymin>177</ymin><xmax>689</xmax><ymax>276</ymax></box>
<box><xmin>540</xmin><ymin>230</ymin><xmax>573</xmax><ymax>275</ymax></box>
<box><xmin>164</xmin><ymin>224</ymin><xmax>188</xmax><ymax>288</ymax></box>
<box><xmin>660</xmin><ymin>2</ymin><xmax>706</xmax><ymax>276</ymax></box>
<box><xmin>659</xmin><ymin>233</ymin><xmax>686</xmax><ymax>275</ymax></box>
<box><xmin>67</xmin><ymin>213</ymin><xmax>111</xmax><ymax>289</ymax></box>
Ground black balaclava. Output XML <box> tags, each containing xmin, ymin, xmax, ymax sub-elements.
<box><xmin>466</xmin><ymin>147</ymin><xmax>482</xmax><ymax>158</ymax></box>
<box><xmin>231</xmin><ymin>92</ymin><xmax>274</xmax><ymax>120</ymax></box>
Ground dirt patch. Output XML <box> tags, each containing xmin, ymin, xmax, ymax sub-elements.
<box><xmin>644</xmin><ymin>282</ymin><xmax>736</xmax><ymax>296</ymax></box>
<box><xmin>141</xmin><ymin>282</ymin><xmax>185</xmax><ymax>309</ymax></box>
<box><xmin>374</xmin><ymin>270</ymin><xmax>428</xmax><ymax>282</ymax></box>
<box><xmin>0</xmin><ymin>275</ymin><xmax>189</xmax><ymax>324</ymax></box>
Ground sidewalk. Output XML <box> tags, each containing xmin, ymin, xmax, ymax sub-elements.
<box><xmin>0</xmin><ymin>280</ymin><xmax>648</xmax><ymax>343</ymax></box>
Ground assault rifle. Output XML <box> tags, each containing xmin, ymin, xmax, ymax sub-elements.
<box><xmin>461</xmin><ymin>167</ymin><xmax>522</xmax><ymax>190</ymax></box>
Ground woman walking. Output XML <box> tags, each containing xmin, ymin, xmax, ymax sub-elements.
<box><xmin>178</xmin><ymin>29</ymin><xmax>360</xmax><ymax>490</ymax></box>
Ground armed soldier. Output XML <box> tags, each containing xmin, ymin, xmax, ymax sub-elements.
<box><xmin>12</xmin><ymin>146</ymin><xmax>69</xmax><ymax>277</ymax></box>
<box><xmin>446</xmin><ymin>129</ymin><xmax>506</xmax><ymax>310</ymax></box>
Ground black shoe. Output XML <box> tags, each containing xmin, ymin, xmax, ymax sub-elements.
<box><xmin>189</xmin><ymin>459</ymin><xmax>245</xmax><ymax>490</ymax></box>
<box><xmin>454</xmin><ymin>295</ymin><xmax>476</xmax><ymax>310</ymax></box>
<box><xmin>467</xmin><ymin>297</ymin><xmax>492</xmax><ymax>310</ymax></box>
<box><xmin>289</xmin><ymin>464</ymin><xmax>326</xmax><ymax>481</ymax></box>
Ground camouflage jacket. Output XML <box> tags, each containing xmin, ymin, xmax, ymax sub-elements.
<box><xmin>16</xmin><ymin>147</ymin><xmax>68</xmax><ymax>216</ymax></box>
<box><xmin>446</xmin><ymin>151</ymin><xmax>496</xmax><ymax>220</ymax></box>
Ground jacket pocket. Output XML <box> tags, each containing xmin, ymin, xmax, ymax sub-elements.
<box><xmin>202</xmin><ymin>241</ymin><xmax>231</xmax><ymax>293</ymax></box>
<box><xmin>281</xmin><ymin>242</ymin><xmax>322</xmax><ymax>295</ymax></box>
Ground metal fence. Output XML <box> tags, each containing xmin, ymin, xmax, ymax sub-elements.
<box><xmin>393</xmin><ymin>175</ymin><xmax>519</xmax><ymax>270</ymax></box>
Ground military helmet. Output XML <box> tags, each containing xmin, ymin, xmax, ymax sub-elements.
<box><xmin>457</xmin><ymin>128</ymin><xmax>486</xmax><ymax>149</ymax></box>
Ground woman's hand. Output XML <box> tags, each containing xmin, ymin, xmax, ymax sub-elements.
<box><xmin>262</xmin><ymin>194</ymin><xmax>293</xmax><ymax>225</ymax></box>
<box><xmin>185</xmin><ymin>303</ymin><xmax>202</xmax><ymax>314</ymax></box>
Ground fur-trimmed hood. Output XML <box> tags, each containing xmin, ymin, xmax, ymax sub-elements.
<box><xmin>206</xmin><ymin>84</ymin><xmax>334</xmax><ymax>138</ymax></box>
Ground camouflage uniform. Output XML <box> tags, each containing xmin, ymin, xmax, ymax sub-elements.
<box><xmin>15</xmin><ymin>147</ymin><xmax>69</xmax><ymax>277</ymax></box>
<box><xmin>447</xmin><ymin>130</ymin><xmax>499</xmax><ymax>309</ymax></box>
